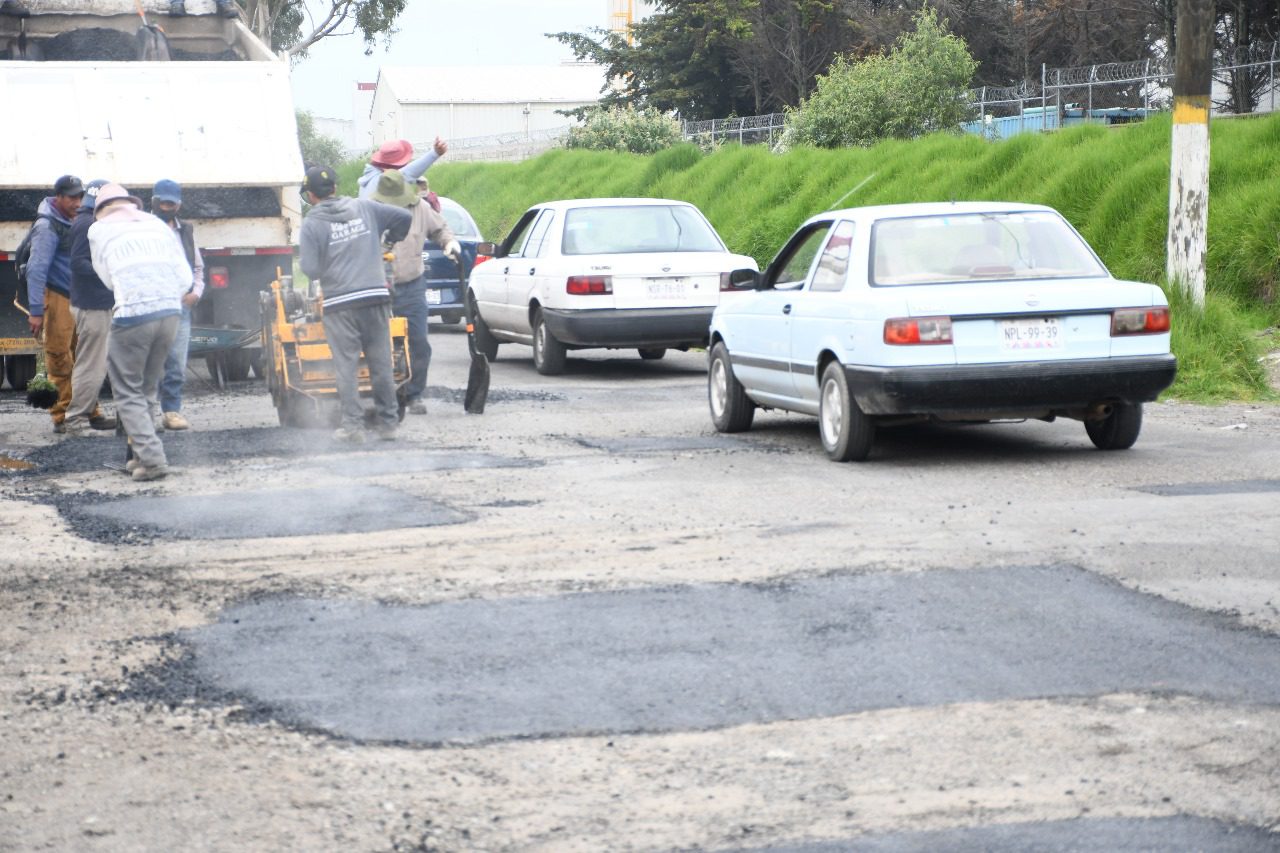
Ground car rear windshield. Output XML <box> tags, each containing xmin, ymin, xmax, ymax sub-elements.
<box><xmin>871</xmin><ymin>211</ymin><xmax>1108</xmax><ymax>286</ymax></box>
<box><xmin>440</xmin><ymin>204</ymin><xmax>479</xmax><ymax>238</ymax></box>
<box><xmin>562</xmin><ymin>205</ymin><xmax>725</xmax><ymax>255</ymax></box>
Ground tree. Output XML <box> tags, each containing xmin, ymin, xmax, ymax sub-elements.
<box><xmin>234</xmin><ymin>0</ymin><xmax>407</xmax><ymax>57</ymax></box>
<box><xmin>786</xmin><ymin>8</ymin><xmax>978</xmax><ymax>147</ymax></box>
<box><xmin>296</xmin><ymin>110</ymin><xmax>347</xmax><ymax>168</ymax></box>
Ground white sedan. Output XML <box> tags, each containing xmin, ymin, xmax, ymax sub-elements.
<box><xmin>708</xmin><ymin>201</ymin><xmax>1177</xmax><ymax>461</ymax></box>
<box><xmin>467</xmin><ymin>198</ymin><xmax>757</xmax><ymax>374</ymax></box>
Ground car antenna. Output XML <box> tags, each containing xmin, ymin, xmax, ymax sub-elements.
<box><xmin>825</xmin><ymin>173</ymin><xmax>876</xmax><ymax>211</ymax></box>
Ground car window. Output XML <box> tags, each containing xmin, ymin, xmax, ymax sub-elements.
<box><xmin>502</xmin><ymin>210</ymin><xmax>541</xmax><ymax>257</ymax></box>
<box><xmin>562</xmin><ymin>205</ymin><xmax>725</xmax><ymax>255</ymax></box>
<box><xmin>439</xmin><ymin>204</ymin><xmax>479</xmax><ymax>238</ymax></box>
<box><xmin>770</xmin><ymin>223</ymin><xmax>831</xmax><ymax>290</ymax></box>
<box><xmin>870</xmin><ymin>211</ymin><xmax>1108</xmax><ymax>286</ymax></box>
<box><xmin>810</xmin><ymin>220</ymin><xmax>855</xmax><ymax>293</ymax></box>
<box><xmin>521</xmin><ymin>210</ymin><xmax>556</xmax><ymax>258</ymax></box>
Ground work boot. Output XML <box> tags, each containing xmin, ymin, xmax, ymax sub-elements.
<box><xmin>376</xmin><ymin>426</ymin><xmax>398</xmax><ymax>442</ymax></box>
<box><xmin>162</xmin><ymin>411</ymin><xmax>190</xmax><ymax>431</ymax></box>
<box><xmin>168</xmin><ymin>0</ymin><xmax>187</xmax><ymax>15</ymax></box>
<box><xmin>215</xmin><ymin>0</ymin><xmax>238</xmax><ymax>17</ymax></box>
<box><xmin>61</xmin><ymin>419</ymin><xmax>87</xmax><ymax>437</ymax></box>
<box><xmin>125</xmin><ymin>458</ymin><xmax>142</xmax><ymax>473</ymax></box>
<box><xmin>51</xmin><ymin>420</ymin><xmax>66</xmax><ymax>434</ymax></box>
<box><xmin>132</xmin><ymin>464</ymin><xmax>169</xmax><ymax>482</ymax></box>
<box><xmin>89</xmin><ymin>412</ymin><xmax>118</xmax><ymax>431</ymax></box>
<box><xmin>333</xmin><ymin>426</ymin><xmax>366</xmax><ymax>444</ymax></box>
<box><xmin>407</xmin><ymin>398</ymin><xmax>428</xmax><ymax>415</ymax></box>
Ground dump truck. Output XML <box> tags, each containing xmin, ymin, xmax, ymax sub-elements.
<box><xmin>0</xmin><ymin>0</ymin><xmax>303</xmax><ymax>389</ymax></box>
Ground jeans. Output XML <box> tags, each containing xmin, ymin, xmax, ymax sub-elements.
<box><xmin>109</xmin><ymin>315</ymin><xmax>180</xmax><ymax>469</ymax></box>
<box><xmin>321</xmin><ymin>301</ymin><xmax>398</xmax><ymax>431</ymax></box>
<box><xmin>159</xmin><ymin>307</ymin><xmax>192</xmax><ymax>413</ymax></box>
<box><xmin>392</xmin><ymin>276</ymin><xmax>431</xmax><ymax>401</ymax></box>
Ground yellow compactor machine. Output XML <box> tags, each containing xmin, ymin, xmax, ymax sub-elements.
<box><xmin>260</xmin><ymin>272</ymin><xmax>411</xmax><ymax>427</ymax></box>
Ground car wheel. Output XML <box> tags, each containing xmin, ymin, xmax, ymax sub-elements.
<box><xmin>442</xmin><ymin>311</ymin><xmax>464</xmax><ymax>325</ymax></box>
<box><xmin>638</xmin><ymin>348</ymin><xmax>667</xmax><ymax>361</ymax></box>
<box><xmin>468</xmin><ymin>291</ymin><xmax>499</xmax><ymax>360</ymax></box>
<box><xmin>1085</xmin><ymin>401</ymin><xmax>1143</xmax><ymax>450</ymax></box>
<box><xmin>532</xmin><ymin>308</ymin><xmax>566</xmax><ymax>375</ymax></box>
<box><xmin>819</xmin><ymin>361</ymin><xmax>874</xmax><ymax>462</ymax></box>
<box><xmin>708</xmin><ymin>342</ymin><xmax>754</xmax><ymax>432</ymax></box>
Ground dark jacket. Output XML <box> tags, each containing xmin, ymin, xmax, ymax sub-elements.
<box><xmin>69</xmin><ymin>207</ymin><xmax>115</xmax><ymax>311</ymax></box>
<box><xmin>299</xmin><ymin>196</ymin><xmax>412</xmax><ymax>313</ymax></box>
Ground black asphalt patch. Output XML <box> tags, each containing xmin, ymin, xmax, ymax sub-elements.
<box><xmin>425</xmin><ymin>384</ymin><xmax>564</xmax><ymax>405</ymax></box>
<box><xmin>304</xmin><ymin>450</ymin><xmax>542</xmax><ymax>476</ymax></box>
<box><xmin>173</xmin><ymin>565</ymin><xmax>1280</xmax><ymax>745</ymax></box>
<box><xmin>569</xmin><ymin>435</ymin><xmax>744</xmax><ymax>453</ymax></box>
<box><xmin>68</xmin><ymin>485</ymin><xmax>466</xmax><ymax>542</ymax></box>
<box><xmin>1134</xmin><ymin>479</ymin><xmax>1280</xmax><ymax>496</ymax></box>
<box><xmin>737</xmin><ymin>815</ymin><xmax>1278</xmax><ymax>852</ymax></box>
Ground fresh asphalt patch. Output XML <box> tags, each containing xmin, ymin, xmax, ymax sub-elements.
<box><xmin>300</xmin><ymin>450</ymin><xmax>542</xmax><ymax>476</ymax></box>
<box><xmin>1134</xmin><ymin>479</ymin><xmax>1280</xmax><ymax>496</ymax></box>
<box><xmin>65</xmin><ymin>485</ymin><xmax>467</xmax><ymax>543</ymax></box>
<box><xmin>567</xmin><ymin>435</ymin><xmax>747</xmax><ymax>453</ymax></box>
<box><xmin>730</xmin><ymin>815</ymin><xmax>1279</xmax><ymax>853</ymax></box>
<box><xmin>155</xmin><ymin>564</ymin><xmax>1280</xmax><ymax>745</ymax></box>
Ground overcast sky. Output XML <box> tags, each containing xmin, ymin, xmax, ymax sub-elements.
<box><xmin>290</xmin><ymin>0</ymin><xmax>623</xmax><ymax>119</ymax></box>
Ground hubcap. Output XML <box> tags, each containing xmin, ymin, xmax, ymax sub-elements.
<box><xmin>534</xmin><ymin>321</ymin><xmax>545</xmax><ymax>363</ymax></box>
<box><xmin>710</xmin><ymin>358</ymin><xmax>728</xmax><ymax>418</ymax></box>
<box><xmin>820</xmin><ymin>378</ymin><xmax>843</xmax><ymax>446</ymax></box>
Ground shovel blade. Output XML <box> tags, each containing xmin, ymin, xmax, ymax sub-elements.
<box><xmin>464</xmin><ymin>352</ymin><xmax>490</xmax><ymax>414</ymax></box>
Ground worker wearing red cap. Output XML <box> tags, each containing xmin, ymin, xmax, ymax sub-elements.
<box><xmin>357</xmin><ymin>136</ymin><xmax>448</xmax><ymax>200</ymax></box>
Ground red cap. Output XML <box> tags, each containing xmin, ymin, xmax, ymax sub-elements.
<box><xmin>370</xmin><ymin>139</ymin><xmax>414</xmax><ymax>169</ymax></box>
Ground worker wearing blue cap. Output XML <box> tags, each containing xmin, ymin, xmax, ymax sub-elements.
<box><xmin>151</xmin><ymin>179</ymin><xmax>204</xmax><ymax>431</ymax></box>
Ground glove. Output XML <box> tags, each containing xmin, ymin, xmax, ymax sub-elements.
<box><xmin>443</xmin><ymin>239</ymin><xmax>461</xmax><ymax>262</ymax></box>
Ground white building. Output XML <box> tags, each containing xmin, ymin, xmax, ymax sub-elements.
<box><xmin>368</xmin><ymin>63</ymin><xmax>606</xmax><ymax>149</ymax></box>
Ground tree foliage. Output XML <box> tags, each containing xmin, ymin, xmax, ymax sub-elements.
<box><xmin>786</xmin><ymin>9</ymin><xmax>978</xmax><ymax>148</ymax></box>
<box><xmin>564</xmin><ymin>106</ymin><xmax>684</xmax><ymax>154</ymax></box>
<box><xmin>236</xmin><ymin>0</ymin><xmax>407</xmax><ymax>57</ymax></box>
<box><xmin>296</xmin><ymin>110</ymin><xmax>347</xmax><ymax>169</ymax></box>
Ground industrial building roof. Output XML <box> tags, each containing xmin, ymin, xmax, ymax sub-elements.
<box><xmin>376</xmin><ymin>64</ymin><xmax>607</xmax><ymax>105</ymax></box>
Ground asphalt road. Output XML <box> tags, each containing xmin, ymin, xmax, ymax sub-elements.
<box><xmin>2</xmin><ymin>323</ymin><xmax>1279</xmax><ymax>851</ymax></box>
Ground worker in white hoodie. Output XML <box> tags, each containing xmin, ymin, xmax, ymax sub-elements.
<box><xmin>88</xmin><ymin>184</ymin><xmax>192</xmax><ymax>482</ymax></box>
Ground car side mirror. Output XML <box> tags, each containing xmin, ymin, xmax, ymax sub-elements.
<box><xmin>476</xmin><ymin>241</ymin><xmax>502</xmax><ymax>258</ymax></box>
<box><xmin>728</xmin><ymin>268</ymin><xmax>762</xmax><ymax>290</ymax></box>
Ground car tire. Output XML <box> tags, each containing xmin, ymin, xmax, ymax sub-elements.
<box><xmin>708</xmin><ymin>342</ymin><xmax>755</xmax><ymax>432</ymax></box>
<box><xmin>638</xmin><ymin>348</ymin><xmax>667</xmax><ymax>361</ymax></box>
<box><xmin>532</xmin><ymin>308</ymin><xmax>566</xmax><ymax>375</ymax></box>
<box><xmin>442</xmin><ymin>311</ymin><xmax>463</xmax><ymax>325</ymax></box>
<box><xmin>819</xmin><ymin>361</ymin><xmax>874</xmax><ymax>462</ymax></box>
<box><xmin>1085</xmin><ymin>401</ymin><xmax>1143</xmax><ymax>450</ymax></box>
<box><xmin>468</xmin><ymin>291</ymin><xmax>500</xmax><ymax>361</ymax></box>
<box><xmin>4</xmin><ymin>354</ymin><xmax>36</xmax><ymax>391</ymax></box>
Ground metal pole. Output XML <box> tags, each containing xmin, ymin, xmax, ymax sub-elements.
<box><xmin>1271</xmin><ymin>43</ymin><xmax>1276</xmax><ymax>113</ymax></box>
<box><xmin>1144</xmin><ymin>59</ymin><xmax>1151</xmax><ymax>115</ymax></box>
<box><xmin>1042</xmin><ymin>64</ymin><xmax>1047</xmax><ymax>131</ymax></box>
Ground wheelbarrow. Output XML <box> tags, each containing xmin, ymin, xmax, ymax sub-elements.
<box><xmin>188</xmin><ymin>326</ymin><xmax>261</xmax><ymax>390</ymax></box>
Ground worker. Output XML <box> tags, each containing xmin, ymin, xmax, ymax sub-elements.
<box><xmin>357</xmin><ymin>137</ymin><xmax>448</xmax><ymax>200</ymax></box>
<box><xmin>298</xmin><ymin>165</ymin><xmax>412</xmax><ymax>443</ymax></box>
<box><xmin>26</xmin><ymin>175</ymin><xmax>84</xmax><ymax>433</ymax></box>
<box><xmin>61</xmin><ymin>179</ymin><xmax>118</xmax><ymax>436</ymax></box>
<box><xmin>372</xmin><ymin>169</ymin><xmax>460</xmax><ymax>415</ymax></box>
<box><xmin>88</xmin><ymin>184</ymin><xmax>192</xmax><ymax>482</ymax></box>
<box><xmin>150</xmin><ymin>178</ymin><xmax>204</xmax><ymax>432</ymax></box>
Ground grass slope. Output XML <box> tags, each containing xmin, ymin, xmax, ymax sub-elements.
<box><xmin>418</xmin><ymin>115</ymin><xmax>1280</xmax><ymax>400</ymax></box>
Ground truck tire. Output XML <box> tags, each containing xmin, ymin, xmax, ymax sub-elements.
<box><xmin>224</xmin><ymin>349</ymin><xmax>253</xmax><ymax>382</ymax></box>
<box><xmin>4</xmin><ymin>355</ymin><xmax>37</xmax><ymax>392</ymax></box>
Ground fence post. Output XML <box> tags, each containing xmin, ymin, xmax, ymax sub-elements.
<box><xmin>1144</xmin><ymin>59</ymin><xmax>1151</xmax><ymax>115</ymax></box>
<box><xmin>1041</xmin><ymin>64</ymin><xmax>1048</xmax><ymax>131</ymax></box>
<box><xmin>1271</xmin><ymin>42</ymin><xmax>1276</xmax><ymax>112</ymax></box>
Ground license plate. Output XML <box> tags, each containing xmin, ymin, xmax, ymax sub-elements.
<box><xmin>1000</xmin><ymin>317</ymin><xmax>1063</xmax><ymax>350</ymax></box>
<box><xmin>426</xmin><ymin>290</ymin><xmax>442</xmax><ymax>304</ymax></box>
<box><xmin>646</xmin><ymin>278</ymin><xmax>687</xmax><ymax>300</ymax></box>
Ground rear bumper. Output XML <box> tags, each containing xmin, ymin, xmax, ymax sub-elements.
<box><xmin>424</xmin><ymin>281</ymin><xmax>463</xmax><ymax>316</ymax></box>
<box><xmin>542</xmin><ymin>306</ymin><xmax>714</xmax><ymax>348</ymax></box>
<box><xmin>845</xmin><ymin>354</ymin><xmax>1178</xmax><ymax>416</ymax></box>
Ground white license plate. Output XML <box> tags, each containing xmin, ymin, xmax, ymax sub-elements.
<box><xmin>645</xmin><ymin>278</ymin><xmax>688</xmax><ymax>300</ymax></box>
<box><xmin>1000</xmin><ymin>317</ymin><xmax>1063</xmax><ymax>350</ymax></box>
<box><xmin>426</xmin><ymin>290</ymin><xmax>442</xmax><ymax>304</ymax></box>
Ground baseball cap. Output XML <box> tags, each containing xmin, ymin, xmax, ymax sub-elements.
<box><xmin>152</xmin><ymin>178</ymin><xmax>183</xmax><ymax>204</ymax></box>
<box><xmin>303</xmin><ymin>165</ymin><xmax>336</xmax><ymax>197</ymax></box>
<box><xmin>82</xmin><ymin>179</ymin><xmax>110</xmax><ymax>210</ymax></box>
<box><xmin>54</xmin><ymin>175</ymin><xmax>84</xmax><ymax>197</ymax></box>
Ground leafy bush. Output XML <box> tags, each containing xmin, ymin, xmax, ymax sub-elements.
<box><xmin>295</xmin><ymin>110</ymin><xmax>347</xmax><ymax>170</ymax></box>
<box><xmin>565</xmin><ymin>106</ymin><xmax>683</xmax><ymax>154</ymax></box>
<box><xmin>786</xmin><ymin>8</ymin><xmax>977</xmax><ymax>148</ymax></box>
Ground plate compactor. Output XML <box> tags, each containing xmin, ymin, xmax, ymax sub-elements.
<box><xmin>260</xmin><ymin>271</ymin><xmax>411</xmax><ymax>428</ymax></box>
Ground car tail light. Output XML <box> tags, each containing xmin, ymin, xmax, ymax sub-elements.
<box><xmin>474</xmin><ymin>254</ymin><xmax>491</xmax><ymax>267</ymax></box>
<box><xmin>566</xmin><ymin>275</ymin><xmax>613</xmax><ymax>295</ymax></box>
<box><xmin>1111</xmin><ymin>306</ymin><xmax>1170</xmax><ymax>335</ymax></box>
<box><xmin>209</xmin><ymin>267</ymin><xmax>229</xmax><ymax>289</ymax></box>
<box><xmin>884</xmin><ymin>316</ymin><xmax>952</xmax><ymax>345</ymax></box>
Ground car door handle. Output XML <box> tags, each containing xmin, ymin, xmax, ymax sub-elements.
<box><xmin>782</xmin><ymin>304</ymin><xmax>792</xmax><ymax>315</ymax></box>
<box><xmin>528</xmin><ymin>267</ymin><xmax>536</xmax><ymax>275</ymax></box>
<box><xmin>502</xmin><ymin>266</ymin><xmax>509</xmax><ymax>275</ymax></box>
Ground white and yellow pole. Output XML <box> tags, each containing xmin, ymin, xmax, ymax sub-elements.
<box><xmin>1167</xmin><ymin>0</ymin><xmax>1214</xmax><ymax>310</ymax></box>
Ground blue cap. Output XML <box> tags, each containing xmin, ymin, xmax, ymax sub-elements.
<box><xmin>152</xmin><ymin>178</ymin><xmax>182</xmax><ymax>204</ymax></box>
<box><xmin>82</xmin><ymin>179</ymin><xmax>110</xmax><ymax>210</ymax></box>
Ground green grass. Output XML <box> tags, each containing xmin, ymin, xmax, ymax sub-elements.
<box><xmin>355</xmin><ymin>115</ymin><xmax>1280</xmax><ymax>401</ymax></box>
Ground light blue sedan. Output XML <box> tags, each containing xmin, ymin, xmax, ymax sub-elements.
<box><xmin>708</xmin><ymin>202</ymin><xmax>1177</xmax><ymax>461</ymax></box>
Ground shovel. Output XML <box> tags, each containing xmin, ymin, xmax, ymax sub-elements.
<box><xmin>460</xmin><ymin>256</ymin><xmax>490</xmax><ymax>414</ymax></box>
